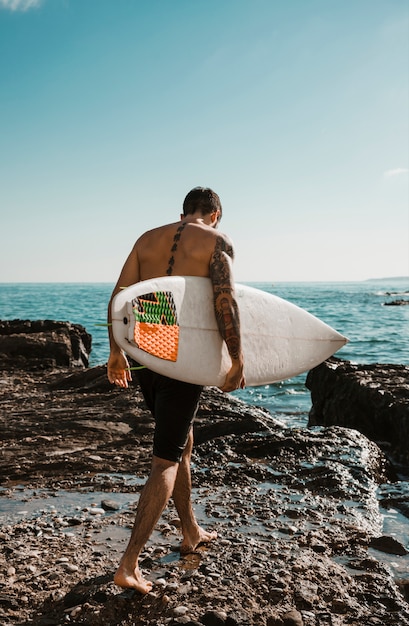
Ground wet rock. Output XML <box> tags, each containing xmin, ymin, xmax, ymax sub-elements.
<box><xmin>369</xmin><ymin>535</ymin><xmax>409</xmax><ymax>555</ymax></box>
<box><xmin>201</xmin><ymin>610</ymin><xmax>227</xmax><ymax>625</ymax></box>
<box><xmin>306</xmin><ymin>357</ymin><xmax>409</xmax><ymax>469</ymax></box>
<box><xmin>226</xmin><ymin>611</ymin><xmax>251</xmax><ymax>625</ymax></box>
<box><xmin>0</xmin><ymin>319</ymin><xmax>92</xmax><ymax>369</ymax></box>
<box><xmin>87</xmin><ymin>507</ymin><xmax>106</xmax><ymax>516</ymax></box>
<box><xmin>49</xmin><ymin>364</ymin><xmax>112</xmax><ymax>391</ymax></box>
<box><xmin>378</xmin><ymin>481</ymin><xmax>409</xmax><ymax>520</ymax></box>
<box><xmin>282</xmin><ymin>610</ymin><xmax>304</xmax><ymax>626</ymax></box>
<box><xmin>399</xmin><ymin>580</ymin><xmax>409</xmax><ymax>602</ymax></box>
<box><xmin>101</xmin><ymin>499</ymin><xmax>121</xmax><ymax>511</ymax></box>
<box><xmin>194</xmin><ymin>386</ymin><xmax>280</xmax><ymax>444</ymax></box>
<box><xmin>384</xmin><ymin>299</ymin><xmax>409</xmax><ymax>306</ymax></box>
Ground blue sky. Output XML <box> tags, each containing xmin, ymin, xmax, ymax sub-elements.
<box><xmin>0</xmin><ymin>0</ymin><xmax>408</xmax><ymax>282</ymax></box>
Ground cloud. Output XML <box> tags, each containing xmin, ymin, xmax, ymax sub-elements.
<box><xmin>0</xmin><ymin>0</ymin><xmax>42</xmax><ymax>11</ymax></box>
<box><xmin>383</xmin><ymin>168</ymin><xmax>409</xmax><ymax>179</ymax></box>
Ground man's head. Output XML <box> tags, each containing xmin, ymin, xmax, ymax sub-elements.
<box><xmin>182</xmin><ymin>187</ymin><xmax>222</xmax><ymax>222</ymax></box>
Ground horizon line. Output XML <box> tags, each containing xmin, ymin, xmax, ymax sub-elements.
<box><xmin>0</xmin><ymin>276</ymin><xmax>408</xmax><ymax>285</ymax></box>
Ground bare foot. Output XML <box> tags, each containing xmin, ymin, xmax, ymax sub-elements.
<box><xmin>114</xmin><ymin>564</ymin><xmax>153</xmax><ymax>594</ymax></box>
<box><xmin>180</xmin><ymin>526</ymin><xmax>218</xmax><ymax>555</ymax></box>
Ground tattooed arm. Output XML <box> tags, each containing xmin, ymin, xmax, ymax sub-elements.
<box><xmin>209</xmin><ymin>235</ymin><xmax>245</xmax><ymax>392</ymax></box>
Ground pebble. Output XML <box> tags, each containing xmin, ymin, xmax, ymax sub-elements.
<box><xmin>88</xmin><ymin>507</ymin><xmax>105</xmax><ymax>515</ymax></box>
<box><xmin>166</xmin><ymin>582</ymin><xmax>179</xmax><ymax>591</ymax></box>
<box><xmin>101</xmin><ymin>499</ymin><xmax>120</xmax><ymax>511</ymax></box>
<box><xmin>173</xmin><ymin>605</ymin><xmax>189</xmax><ymax>616</ymax></box>
<box><xmin>61</xmin><ymin>563</ymin><xmax>79</xmax><ymax>572</ymax></box>
<box><xmin>282</xmin><ymin>608</ymin><xmax>304</xmax><ymax>625</ymax></box>
<box><xmin>66</xmin><ymin>517</ymin><xmax>83</xmax><ymax>526</ymax></box>
<box><xmin>201</xmin><ymin>610</ymin><xmax>227</xmax><ymax>625</ymax></box>
<box><xmin>70</xmin><ymin>606</ymin><xmax>82</xmax><ymax>618</ymax></box>
<box><xmin>7</xmin><ymin>566</ymin><xmax>16</xmax><ymax>576</ymax></box>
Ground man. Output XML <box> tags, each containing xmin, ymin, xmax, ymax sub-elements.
<box><xmin>107</xmin><ymin>187</ymin><xmax>245</xmax><ymax>593</ymax></box>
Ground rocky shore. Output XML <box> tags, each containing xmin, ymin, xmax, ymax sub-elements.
<box><xmin>1</xmin><ymin>321</ymin><xmax>409</xmax><ymax>626</ymax></box>
<box><xmin>306</xmin><ymin>357</ymin><xmax>409</xmax><ymax>470</ymax></box>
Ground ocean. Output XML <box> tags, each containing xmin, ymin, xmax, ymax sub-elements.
<box><xmin>1</xmin><ymin>277</ymin><xmax>408</xmax><ymax>429</ymax></box>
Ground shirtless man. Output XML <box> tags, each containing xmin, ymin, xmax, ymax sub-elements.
<box><xmin>107</xmin><ymin>187</ymin><xmax>245</xmax><ymax>594</ymax></box>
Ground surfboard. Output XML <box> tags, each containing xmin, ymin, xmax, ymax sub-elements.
<box><xmin>111</xmin><ymin>276</ymin><xmax>347</xmax><ymax>387</ymax></box>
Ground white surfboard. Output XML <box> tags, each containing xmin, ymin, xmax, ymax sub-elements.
<box><xmin>111</xmin><ymin>276</ymin><xmax>347</xmax><ymax>387</ymax></box>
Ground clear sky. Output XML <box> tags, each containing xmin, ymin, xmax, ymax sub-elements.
<box><xmin>0</xmin><ymin>0</ymin><xmax>408</xmax><ymax>283</ymax></box>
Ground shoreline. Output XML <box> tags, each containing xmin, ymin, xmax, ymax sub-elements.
<box><xmin>1</xmin><ymin>364</ymin><xmax>409</xmax><ymax>625</ymax></box>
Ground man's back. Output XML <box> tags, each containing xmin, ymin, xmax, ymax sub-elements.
<box><xmin>136</xmin><ymin>220</ymin><xmax>228</xmax><ymax>281</ymax></box>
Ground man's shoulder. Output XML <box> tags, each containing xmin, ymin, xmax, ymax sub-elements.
<box><xmin>136</xmin><ymin>222</ymin><xmax>177</xmax><ymax>243</ymax></box>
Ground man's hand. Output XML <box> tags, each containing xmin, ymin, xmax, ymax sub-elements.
<box><xmin>107</xmin><ymin>351</ymin><xmax>132</xmax><ymax>388</ymax></box>
<box><xmin>219</xmin><ymin>360</ymin><xmax>246</xmax><ymax>393</ymax></box>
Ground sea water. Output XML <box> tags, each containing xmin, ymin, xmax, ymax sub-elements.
<box><xmin>1</xmin><ymin>278</ymin><xmax>408</xmax><ymax>428</ymax></box>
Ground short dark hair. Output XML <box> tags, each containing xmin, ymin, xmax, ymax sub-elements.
<box><xmin>182</xmin><ymin>187</ymin><xmax>222</xmax><ymax>219</ymax></box>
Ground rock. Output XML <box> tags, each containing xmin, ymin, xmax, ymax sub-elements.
<box><xmin>49</xmin><ymin>364</ymin><xmax>112</xmax><ymax>391</ymax></box>
<box><xmin>332</xmin><ymin>598</ymin><xmax>350</xmax><ymax>614</ymax></box>
<box><xmin>226</xmin><ymin>611</ymin><xmax>251</xmax><ymax>625</ymax></box>
<box><xmin>194</xmin><ymin>386</ymin><xmax>280</xmax><ymax>445</ymax></box>
<box><xmin>61</xmin><ymin>562</ymin><xmax>79</xmax><ymax>572</ymax></box>
<box><xmin>87</xmin><ymin>507</ymin><xmax>105</xmax><ymax>516</ymax></box>
<box><xmin>201</xmin><ymin>610</ymin><xmax>226</xmax><ymax>625</ymax></box>
<box><xmin>173</xmin><ymin>606</ymin><xmax>189</xmax><ymax>617</ymax></box>
<box><xmin>0</xmin><ymin>320</ymin><xmax>92</xmax><ymax>369</ymax></box>
<box><xmin>306</xmin><ymin>358</ymin><xmax>409</xmax><ymax>469</ymax></box>
<box><xmin>283</xmin><ymin>609</ymin><xmax>304</xmax><ymax>626</ymax></box>
<box><xmin>66</xmin><ymin>517</ymin><xmax>83</xmax><ymax>526</ymax></box>
<box><xmin>294</xmin><ymin>580</ymin><xmax>318</xmax><ymax>609</ymax></box>
<box><xmin>369</xmin><ymin>535</ymin><xmax>409</xmax><ymax>556</ymax></box>
<box><xmin>101</xmin><ymin>499</ymin><xmax>120</xmax><ymax>511</ymax></box>
<box><xmin>384</xmin><ymin>299</ymin><xmax>409</xmax><ymax>306</ymax></box>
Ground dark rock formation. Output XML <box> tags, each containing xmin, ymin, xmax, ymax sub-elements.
<box><xmin>0</xmin><ymin>319</ymin><xmax>92</xmax><ymax>369</ymax></box>
<box><xmin>384</xmin><ymin>300</ymin><xmax>409</xmax><ymax>306</ymax></box>
<box><xmin>306</xmin><ymin>357</ymin><xmax>409</xmax><ymax>470</ymax></box>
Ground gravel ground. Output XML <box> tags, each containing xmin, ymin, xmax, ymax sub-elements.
<box><xmin>1</xmin><ymin>366</ymin><xmax>409</xmax><ymax>626</ymax></box>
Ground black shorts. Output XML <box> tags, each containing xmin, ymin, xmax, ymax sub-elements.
<box><xmin>136</xmin><ymin>366</ymin><xmax>203</xmax><ymax>463</ymax></box>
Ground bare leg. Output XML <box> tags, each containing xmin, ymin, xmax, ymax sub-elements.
<box><xmin>114</xmin><ymin>456</ymin><xmax>179</xmax><ymax>592</ymax></box>
<box><xmin>172</xmin><ymin>429</ymin><xmax>217</xmax><ymax>555</ymax></box>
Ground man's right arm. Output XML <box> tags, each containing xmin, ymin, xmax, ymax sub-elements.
<box><xmin>209</xmin><ymin>235</ymin><xmax>245</xmax><ymax>392</ymax></box>
<box><xmin>107</xmin><ymin>243</ymin><xmax>140</xmax><ymax>388</ymax></box>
